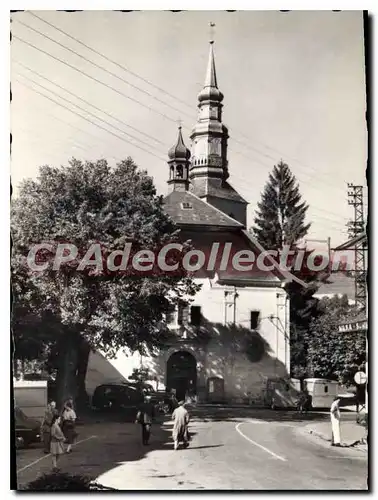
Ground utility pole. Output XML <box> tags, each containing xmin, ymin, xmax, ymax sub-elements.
<box><xmin>347</xmin><ymin>184</ymin><xmax>367</xmax><ymax>311</ymax></box>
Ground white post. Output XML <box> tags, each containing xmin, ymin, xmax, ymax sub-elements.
<box><xmin>365</xmin><ymin>336</ymin><xmax>368</xmax><ymax>414</ymax></box>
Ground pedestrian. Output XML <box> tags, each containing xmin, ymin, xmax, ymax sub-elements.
<box><xmin>50</xmin><ymin>414</ymin><xmax>65</xmax><ymax>472</ymax></box>
<box><xmin>41</xmin><ymin>401</ymin><xmax>58</xmax><ymax>454</ymax></box>
<box><xmin>297</xmin><ymin>388</ymin><xmax>311</xmax><ymax>415</ymax></box>
<box><xmin>169</xmin><ymin>391</ymin><xmax>178</xmax><ymax>412</ymax></box>
<box><xmin>61</xmin><ymin>399</ymin><xmax>77</xmax><ymax>453</ymax></box>
<box><xmin>330</xmin><ymin>397</ymin><xmax>341</xmax><ymax>446</ymax></box>
<box><xmin>172</xmin><ymin>400</ymin><xmax>190</xmax><ymax>450</ymax></box>
<box><xmin>135</xmin><ymin>395</ymin><xmax>155</xmax><ymax>445</ymax></box>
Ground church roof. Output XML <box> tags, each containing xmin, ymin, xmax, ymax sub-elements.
<box><xmin>163</xmin><ymin>190</ymin><xmax>243</xmax><ymax>228</ymax></box>
<box><xmin>191</xmin><ymin>177</ymin><xmax>248</xmax><ymax>204</ymax></box>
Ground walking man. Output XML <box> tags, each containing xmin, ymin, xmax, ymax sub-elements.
<box><xmin>330</xmin><ymin>397</ymin><xmax>341</xmax><ymax>446</ymax></box>
<box><xmin>136</xmin><ymin>395</ymin><xmax>155</xmax><ymax>445</ymax></box>
<box><xmin>172</xmin><ymin>400</ymin><xmax>190</xmax><ymax>450</ymax></box>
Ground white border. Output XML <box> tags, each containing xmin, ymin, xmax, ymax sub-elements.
<box><xmin>3</xmin><ymin>4</ymin><xmax>375</xmax><ymax>498</ymax></box>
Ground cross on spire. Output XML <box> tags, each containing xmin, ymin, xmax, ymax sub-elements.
<box><xmin>209</xmin><ymin>22</ymin><xmax>215</xmax><ymax>44</ymax></box>
<box><xmin>176</xmin><ymin>117</ymin><xmax>182</xmax><ymax>129</ymax></box>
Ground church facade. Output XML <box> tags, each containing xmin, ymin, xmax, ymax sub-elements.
<box><xmin>88</xmin><ymin>42</ymin><xmax>292</xmax><ymax>404</ymax></box>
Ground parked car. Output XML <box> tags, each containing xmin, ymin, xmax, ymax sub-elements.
<box><xmin>15</xmin><ymin>406</ymin><xmax>41</xmax><ymax>449</ymax></box>
<box><xmin>91</xmin><ymin>383</ymin><xmax>145</xmax><ymax>417</ymax></box>
<box><xmin>92</xmin><ymin>383</ymin><xmax>176</xmax><ymax>418</ymax></box>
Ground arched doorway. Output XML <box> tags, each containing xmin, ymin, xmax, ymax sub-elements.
<box><xmin>166</xmin><ymin>351</ymin><xmax>197</xmax><ymax>402</ymax></box>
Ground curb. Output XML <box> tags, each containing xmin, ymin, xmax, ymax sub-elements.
<box><xmin>193</xmin><ymin>404</ymin><xmax>267</xmax><ymax>410</ymax></box>
<box><xmin>306</xmin><ymin>426</ymin><xmax>368</xmax><ymax>452</ymax></box>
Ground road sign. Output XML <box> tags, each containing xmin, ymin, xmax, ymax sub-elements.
<box><xmin>354</xmin><ymin>371</ymin><xmax>367</xmax><ymax>385</ymax></box>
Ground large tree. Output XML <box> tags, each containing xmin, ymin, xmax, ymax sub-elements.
<box><xmin>11</xmin><ymin>158</ymin><xmax>199</xmax><ymax>407</ymax></box>
<box><xmin>250</xmin><ymin>160</ymin><xmax>323</xmax><ymax>378</ymax></box>
<box><xmin>251</xmin><ymin>160</ymin><xmax>311</xmax><ymax>250</ymax></box>
<box><xmin>306</xmin><ymin>295</ymin><xmax>365</xmax><ymax>386</ymax></box>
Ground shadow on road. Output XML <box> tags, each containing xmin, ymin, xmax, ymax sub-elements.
<box><xmin>17</xmin><ymin>411</ymin><xmax>199</xmax><ymax>490</ymax></box>
<box><xmin>185</xmin><ymin>444</ymin><xmax>223</xmax><ymax>450</ymax></box>
<box><xmin>189</xmin><ymin>406</ymin><xmax>330</xmax><ymax>424</ymax></box>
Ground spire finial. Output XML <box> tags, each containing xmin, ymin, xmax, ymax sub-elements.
<box><xmin>177</xmin><ymin>118</ymin><xmax>182</xmax><ymax>130</ymax></box>
<box><xmin>209</xmin><ymin>22</ymin><xmax>215</xmax><ymax>44</ymax></box>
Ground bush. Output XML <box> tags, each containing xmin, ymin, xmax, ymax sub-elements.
<box><xmin>24</xmin><ymin>472</ymin><xmax>115</xmax><ymax>491</ymax></box>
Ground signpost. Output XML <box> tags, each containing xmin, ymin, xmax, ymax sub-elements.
<box><xmin>354</xmin><ymin>371</ymin><xmax>367</xmax><ymax>385</ymax></box>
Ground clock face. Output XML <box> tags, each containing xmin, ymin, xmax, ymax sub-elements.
<box><xmin>210</xmin><ymin>156</ymin><xmax>223</xmax><ymax>167</ymax></box>
<box><xmin>208</xmin><ymin>138</ymin><xmax>221</xmax><ymax>156</ymax></box>
<box><xmin>210</xmin><ymin>107</ymin><xmax>217</xmax><ymax>118</ymax></box>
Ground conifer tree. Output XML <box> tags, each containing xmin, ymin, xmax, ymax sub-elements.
<box><xmin>250</xmin><ymin>160</ymin><xmax>320</xmax><ymax>379</ymax></box>
<box><xmin>251</xmin><ymin>160</ymin><xmax>311</xmax><ymax>250</ymax></box>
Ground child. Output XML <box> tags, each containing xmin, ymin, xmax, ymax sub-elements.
<box><xmin>50</xmin><ymin>414</ymin><xmax>65</xmax><ymax>472</ymax></box>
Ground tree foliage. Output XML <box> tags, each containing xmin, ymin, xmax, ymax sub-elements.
<box><xmin>251</xmin><ymin>160</ymin><xmax>311</xmax><ymax>250</ymax></box>
<box><xmin>306</xmin><ymin>295</ymin><xmax>366</xmax><ymax>385</ymax></box>
<box><xmin>128</xmin><ymin>367</ymin><xmax>150</xmax><ymax>383</ymax></box>
<box><xmin>11</xmin><ymin>158</ymin><xmax>200</xmax><ymax>404</ymax></box>
<box><xmin>250</xmin><ymin>160</ymin><xmax>322</xmax><ymax>377</ymax></box>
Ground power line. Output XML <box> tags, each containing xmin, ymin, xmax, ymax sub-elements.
<box><xmin>14</xmin><ymin>71</ymin><xmax>349</xmax><ymax>225</ymax></box>
<box><xmin>14</xmin><ymin>81</ymin><xmax>347</xmax><ymax>235</ymax></box>
<box><xmin>13</xmin><ymin>77</ymin><xmax>166</xmax><ymax>161</ymax></box>
<box><xmin>21</xmin><ymin>13</ymin><xmax>348</xmax><ymax>193</ymax></box>
<box><xmin>27</xmin><ymin>10</ymin><xmax>195</xmax><ymax>113</ymax></box>
<box><xmin>13</xmin><ymin>126</ymin><xmax>91</xmax><ymax>160</ymax></box>
<box><xmin>13</xmin><ymin>67</ymin><xmax>167</xmax><ymax>154</ymax></box>
<box><xmin>12</xmin><ymin>97</ymin><xmax>124</xmax><ymax>163</ymax></box>
<box><xmin>14</xmin><ymin>122</ymin><xmax>123</xmax><ymax>164</ymax></box>
<box><xmin>15</xmin><ymin>18</ymin><xmax>192</xmax><ymax>121</ymax></box>
<box><xmin>11</xmin><ymin>31</ymin><xmax>350</xmax><ymax>221</ymax></box>
<box><xmin>12</xmin><ymin>34</ymin><xmax>179</xmax><ymax>125</ymax></box>
<box><xmin>13</xmin><ymin>29</ymin><xmax>347</xmax><ymax>197</ymax></box>
<box><xmin>14</xmin><ymin>61</ymin><xmax>164</xmax><ymax>146</ymax></box>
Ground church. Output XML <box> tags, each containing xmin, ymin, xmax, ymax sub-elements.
<box><xmin>86</xmin><ymin>41</ymin><xmax>292</xmax><ymax>404</ymax></box>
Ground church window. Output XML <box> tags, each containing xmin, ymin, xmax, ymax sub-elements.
<box><xmin>250</xmin><ymin>311</ymin><xmax>260</xmax><ymax>330</ymax></box>
<box><xmin>190</xmin><ymin>306</ymin><xmax>202</xmax><ymax>326</ymax></box>
<box><xmin>181</xmin><ymin>202</ymin><xmax>193</xmax><ymax>210</ymax></box>
<box><xmin>165</xmin><ymin>304</ymin><xmax>176</xmax><ymax>324</ymax></box>
<box><xmin>177</xmin><ymin>302</ymin><xmax>190</xmax><ymax>325</ymax></box>
<box><xmin>176</xmin><ymin>165</ymin><xmax>183</xmax><ymax>178</ymax></box>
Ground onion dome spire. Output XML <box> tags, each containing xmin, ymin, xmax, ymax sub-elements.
<box><xmin>198</xmin><ymin>41</ymin><xmax>224</xmax><ymax>103</ymax></box>
<box><xmin>168</xmin><ymin>126</ymin><xmax>191</xmax><ymax>160</ymax></box>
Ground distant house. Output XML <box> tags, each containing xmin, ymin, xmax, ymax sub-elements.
<box><xmin>314</xmin><ymin>272</ymin><xmax>355</xmax><ymax>304</ymax></box>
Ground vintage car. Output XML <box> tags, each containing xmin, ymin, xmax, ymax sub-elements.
<box><xmin>15</xmin><ymin>406</ymin><xmax>41</xmax><ymax>449</ymax></box>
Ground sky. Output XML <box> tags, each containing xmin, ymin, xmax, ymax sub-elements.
<box><xmin>10</xmin><ymin>10</ymin><xmax>367</xmax><ymax>248</ymax></box>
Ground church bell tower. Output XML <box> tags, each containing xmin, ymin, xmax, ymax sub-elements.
<box><xmin>167</xmin><ymin>126</ymin><xmax>191</xmax><ymax>193</ymax></box>
<box><xmin>189</xmin><ymin>40</ymin><xmax>229</xmax><ymax>186</ymax></box>
<box><xmin>188</xmin><ymin>39</ymin><xmax>247</xmax><ymax>226</ymax></box>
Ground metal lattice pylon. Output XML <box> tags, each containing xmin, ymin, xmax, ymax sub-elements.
<box><xmin>347</xmin><ymin>184</ymin><xmax>367</xmax><ymax>311</ymax></box>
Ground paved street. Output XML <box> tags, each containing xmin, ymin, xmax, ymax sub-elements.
<box><xmin>16</xmin><ymin>408</ymin><xmax>368</xmax><ymax>491</ymax></box>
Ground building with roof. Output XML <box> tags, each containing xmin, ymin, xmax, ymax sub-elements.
<box><xmin>314</xmin><ymin>271</ymin><xmax>355</xmax><ymax>304</ymax></box>
<box><xmin>88</xmin><ymin>41</ymin><xmax>294</xmax><ymax>404</ymax></box>
<box><xmin>336</xmin><ymin>232</ymin><xmax>368</xmax><ymax>412</ymax></box>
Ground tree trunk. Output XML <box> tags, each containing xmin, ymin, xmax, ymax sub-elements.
<box><xmin>55</xmin><ymin>331</ymin><xmax>80</xmax><ymax>410</ymax></box>
<box><xmin>76</xmin><ymin>338</ymin><xmax>91</xmax><ymax>410</ymax></box>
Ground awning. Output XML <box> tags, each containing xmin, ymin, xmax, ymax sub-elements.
<box><xmin>338</xmin><ymin>311</ymin><xmax>367</xmax><ymax>333</ymax></box>
<box><xmin>334</xmin><ymin>232</ymin><xmax>367</xmax><ymax>251</ymax></box>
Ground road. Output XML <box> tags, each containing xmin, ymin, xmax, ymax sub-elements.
<box><xmin>15</xmin><ymin>408</ymin><xmax>368</xmax><ymax>491</ymax></box>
